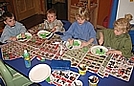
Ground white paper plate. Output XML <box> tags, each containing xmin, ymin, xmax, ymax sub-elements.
<box><xmin>90</xmin><ymin>45</ymin><xmax>108</xmax><ymax>56</ymax></box>
<box><xmin>71</xmin><ymin>80</ymin><xmax>83</xmax><ymax>86</ymax></box>
<box><xmin>17</xmin><ymin>32</ymin><xmax>32</xmax><ymax>41</ymax></box>
<box><xmin>65</xmin><ymin>40</ymin><xmax>81</xmax><ymax>50</ymax></box>
<box><xmin>29</xmin><ymin>64</ymin><xmax>51</xmax><ymax>83</ymax></box>
<box><xmin>37</xmin><ymin>30</ymin><xmax>52</xmax><ymax>39</ymax></box>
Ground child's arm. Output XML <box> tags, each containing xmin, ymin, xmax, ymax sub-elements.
<box><xmin>106</xmin><ymin>50</ymin><xmax>122</xmax><ymax>55</ymax></box>
<box><xmin>43</xmin><ymin>20</ymin><xmax>50</xmax><ymax>31</ymax></box>
<box><xmin>81</xmin><ymin>38</ymin><xmax>94</xmax><ymax>47</ymax></box>
<box><xmin>8</xmin><ymin>36</ymin><xmax>17</xmax><ymax>41</ymax></box>
<box><xmin>0</xmin><ymin>28</ymin><xmax>17</xmax><ymax>43</ymax></box>
<box><xmin>68</xmin><ymin>38</ymin><xmax>74</xmax><ymax>45</ymax></box>
<box><xmin>98</xmin><ymin>32</ymin><xmax>104</xmax><ymax>45</ymax></box>
<box><xmin>19</xmin><ymin>22</ymin><xmax>26</xmax><ymax>33</ymax></box>
<box><xmin>21</xmin><ymin>33</ymin><xmax>25</xmax><ymax>38</ymax></box>
<box><xmin>53</xmin><ymin>20</ymin><xmax>64</xmax><ymax>32</ymax></box>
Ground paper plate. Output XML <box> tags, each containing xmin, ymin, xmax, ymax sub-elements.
<box><xmin>37</xmin><ymin>30</ymin><xmax>52</xmax><ymax>39</ymax></box>
<box><xmin>65</xmin><ymin>40</ymin><xmax>81</xmax><ymax>50</ymax></box>
<box><xmin>17</xmin><ymin>32</ymin><xmax>32</xmax><ymax>41</ymax></box>
<box><xmin>29</xmin><ymin>64</ymin><xmax>51</xmax><ymax>83</ymax></box>
<box><xmin>71</xmin><ymin>80</ymin><xmax>83</xmax><ymax>86</ymax></box>
<box><xmin>90</xmin><ymin>45</ymin><xmax>108</xmax><ymax>56</ymax></box>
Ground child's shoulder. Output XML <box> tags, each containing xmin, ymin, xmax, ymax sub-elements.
<box><xmin>54</xmin><ymin>19</ymin><xmax>62</xmax><ymax>22</ymax></box>
<box><xmin>15</xmin><ymin>21</ymin><xmax>23</xmax><ymax>25</ymax></box>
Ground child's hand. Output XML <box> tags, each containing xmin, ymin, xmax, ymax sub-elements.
<box><xmin>68</xmin><ymin>39</ymin><xmax>74</xmax><ymax>46</ymax></box>
<box><xmin>98</xmin><ymin>38</ymin><xmax>103</xmax><ymax>45</ymax></box>
<box><xmin>9</xmin><ymin>37</ymin><xmax>17</xmax><ymax>41</ymax></box>
<box><xmin>21</xmin><ymin>33</ymin><xmax>25</xmax><ymax>38</ymax></box>
<box><xmin>81</xmin><ymin>41</ymin><xmax>88</xmax><ymax>47</ymax></box>
<box><xmin>51</xmin><ymin>27</ymin><xmax>56</xmax><ymax>32</ymax></box>
<box><xmin>106</xmin><ymin>50</ymin><xmax>122</xmax><ymax>55</ymax></box>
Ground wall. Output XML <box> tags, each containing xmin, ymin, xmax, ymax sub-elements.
<box><xmin>97</xmin><ymin>0</ymin><xmax>113</xmax><ymax>27</ymax></box>
<box><xmin>116</xmin><ymin>0</ymin><xmax>134</xmax><ymax>24</ymax></box>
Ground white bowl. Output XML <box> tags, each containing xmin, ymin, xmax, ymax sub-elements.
<box><xmin>37</xmin><ymin>30</ymin><xmax>52</xmax><ymax>39</ymax></box>
<box><xmin>90</xmin><ymin>45</ymin><xmax>108</xmax><ymax>56</ymax></box>
<box><xmin>17</xmin><ymin>32</ymin><xmax>32</xmax><ymax>41</ymax></box>
<box><xmin>65</xmin><ymin>40</ymin><xmax>81</xmax><ymax>50</ymax></box>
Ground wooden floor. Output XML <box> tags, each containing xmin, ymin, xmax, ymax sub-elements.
<box><xmin>20</xmin><ymin>14</ymin><xmax>45</xmax><ymax>29</ymax></box>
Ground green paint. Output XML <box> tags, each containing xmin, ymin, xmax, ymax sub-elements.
<box><xmin>73</xmin><ymin>41</ymin><xmax>80</xmax><ymax>46</ymax></box>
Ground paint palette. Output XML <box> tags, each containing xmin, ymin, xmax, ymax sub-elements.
<box><xmin>49</xmin><ymin>70</ymin><xmax>80</xmax><ymax>86</ymax></box>
<box><xmin>104</xmin><ymin>54</ymin><xmax>133</xmax><ymax>81</ymax></box>
<box><xmin>79</xmin><ymin>52</ymin><xmax>106</xmax><ymax>73</ymax></box>
<box><xmin>1</xmin><ymin>41</ymin><xmax>37</xmax><ymax>60</ymax></box>
<box><xmin>62</xmin><ymin>45</ymin><xmax>90</xmax><ymax>66</ymax></box>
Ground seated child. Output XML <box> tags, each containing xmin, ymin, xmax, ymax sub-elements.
<box><xmin>61</xmin><ymin>7</ymin><xmax>97</xmax><ymax>47</ymax></box>
<box><xmin>97</xmin><ymin>14</ymin><xmax>133</xmax><ymax>58</ymax></box>
<box><xmin>43</xmin><ymin>8</ymin><xmax>65</xmax><ymax>33</ymax></box>
<box><xmin>0</xmin><ymin>11</ymin><xmax>26</xmax><ymax>43</ymax></box>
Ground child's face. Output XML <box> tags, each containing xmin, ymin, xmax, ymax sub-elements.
<box><xmin>114</xmin><ymin>27</ymin><xmax>125</xmax><ymax>36</ymax></box>
<box><xmin>4</xmin><ymin>16</ymin><xmax>16</xmax><ymax>27</ymax></box>
<box><xmin>76</xmin><ymin>17</ymin><xmax>85</xmax><ymax>25</ymax></box>
<box><xmin>47</xmin><ymin>13</ymin><xmax>56</xmax><ymax>23</ymax></box>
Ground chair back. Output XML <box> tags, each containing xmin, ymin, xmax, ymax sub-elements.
<box><xmin>0</xmin><ymin>76</ymin><xmax>5</xmax><ymax>86</ymax></box>
<box><xmin>0</xmin><ymin>59</ymin><xmax>32</xmax><ymax>86</ymax></box>
<box><xmin>0</xmin><ymin>60</ymin><xmax>15</xmax><ymax>86</ymax></box>
<box><xmin>61</xmin><ymin>20</ymin><xmax>72</xmax><ymax>31</ymax></box>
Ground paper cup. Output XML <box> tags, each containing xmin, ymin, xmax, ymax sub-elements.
<box><xmin>79</xmin><ymin>69</ymin><xmax>87</xmax><ymax>75</ymax></box>
<box><xmin>78</xmin><ymin>64</ymin><xmax>87</xmax><ymax>75</ymax></box>
<box><xmin>89</xmin><ymin>75</ymin><xmax>99</xmax><ymax>86</ymax></box>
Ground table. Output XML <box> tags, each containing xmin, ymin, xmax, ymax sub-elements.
<box><xmin>0</xmin><ymin>51</ymin><xmax>134</xmax><ymax>86</ymax></box>
<box><xmin>0</xmin><ymin>24</ymin><xmax>134</xmax><ymax>86</ymax></box>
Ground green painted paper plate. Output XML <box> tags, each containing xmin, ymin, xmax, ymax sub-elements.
<box><xmin>90</xmin><ymin>45</ymin><xmax>108</xmax><ymax>56</ymax></box>
<box><xmin>66</xmin><ymin>40</ymin><xmax>81</xmax><ymax>50</ymax></box>
<box><xmin>37</xmin><ymin>30</ymin><xmax>52</xmax><ymax>39</ymax></box>
<box><xmin>17</xmin><ymin>32</ymin><xmax>32</xmax><ymax>41</ymax></box>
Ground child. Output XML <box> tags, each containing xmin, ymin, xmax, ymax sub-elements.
<box><xmin>97</xmin><ymin>14</ymin><xmax>133</xmax><ymax>58</ymax></box>
<box><xmin>43</xmin><ymin>8</ymin><xmax>65</xmax><ymax>33</ymax></box>
<box><xmin>61</xmin><ymin>7</ymin><xmax>97</xmax><ymax>47</ymax></box>
<box><xmin>0</xmin><ymin>11</ymin><xmax>26</xmax><ymax>43</ymax></box>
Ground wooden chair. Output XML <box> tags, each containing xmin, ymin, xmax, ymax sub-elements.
<box><xmin>0</xmin><ymin>59</ymin><xmax>32</xmax><ymax>86</ymax></box>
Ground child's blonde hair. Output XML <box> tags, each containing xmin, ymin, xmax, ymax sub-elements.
<box><xmin>113</xmin><ymin>14</ymin><xmax>133</xmax><ymax>32</ymax></box>
<box><xmin>75</xmin><ymin>7</ymin><xmax>90</xmax><ymax>21</ymax></box>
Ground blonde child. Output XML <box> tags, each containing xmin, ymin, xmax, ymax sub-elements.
<box><xmin>61</xmin><ymin>7</ymin><xmax>97</xmax><ymax>47</ymax></box>
<box><xmin>97</xmin><ymin>14</ymin><xmax>133</xmax><ymax>58</ymax></box>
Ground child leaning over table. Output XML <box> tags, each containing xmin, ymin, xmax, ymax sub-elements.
<box><xmin>61</xmin><ymin>7</ymin><xmax>97</xmax><ymax>47</ymax></box>
<box><xmin>97</xmin><ymin>14</ymin><xmax>133</xmax><ymax>58</ymax></box>
<box><xmin>0</xmin><ymin>11</ymin><xmax>26</xmax><ymax>43</ymax></box>
<box><xmin>43</xmin><ymin>8</ymin><xmax>65</xmax><ymax>33</ymax></box>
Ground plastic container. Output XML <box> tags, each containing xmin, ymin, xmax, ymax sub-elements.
<box><xmin>23</xmin><ymin>50</ymin><xmax>31</xmax><ymax>68</ymax></box>
<box><xmin>88</xmin><ymin>75</ymin><xmax>99</xmax><ymax>86</ymax></box>
<box><xmin>78</xmin><ymin>64</ymin><xmax>87</xmax><ymax>75</ymax></box>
